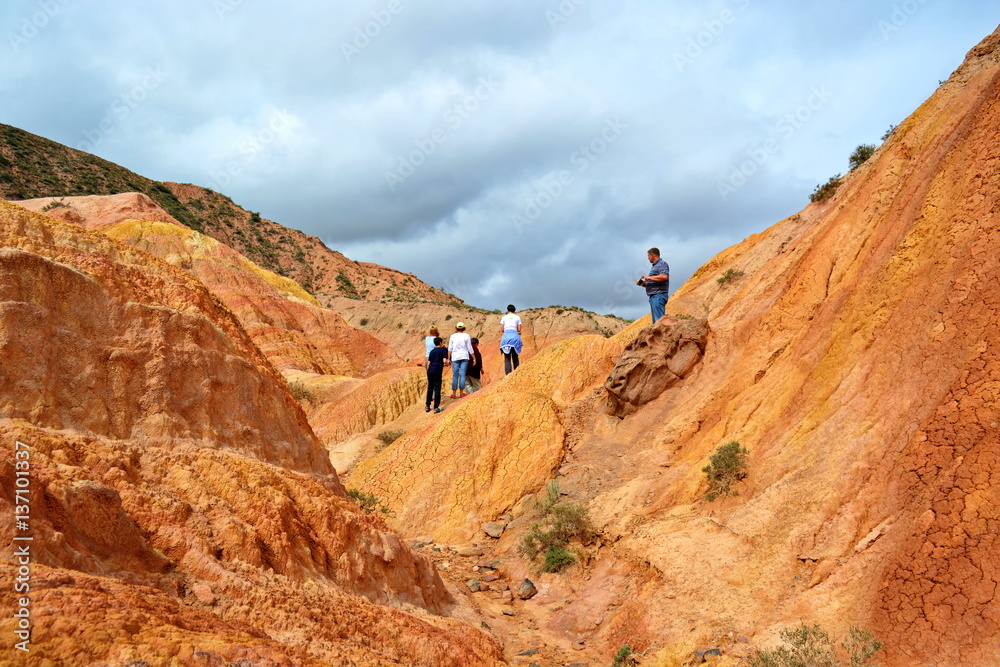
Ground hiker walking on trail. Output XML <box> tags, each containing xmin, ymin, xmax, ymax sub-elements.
<box><xmin>636</xmin><ymin>247</ymin><xmax>670</xmax><ymax>323</ymax></box>
<box><xmin>499</xmin><ymin>304</ymin><xmax>523</xmax><ymax>375</ymax></box>
<box><xmin>425</xmin><ymin>337</ymin><xmax>447</xmax><ymax>413</ymax></box>
<box><xmin>447</xmin><ymin>322</ymin><xmax>474</xmax><ymax>398</ymax></box>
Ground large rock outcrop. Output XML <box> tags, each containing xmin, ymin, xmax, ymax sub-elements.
<box><xmin>603</xmin><ymin>316</ymin><xmax>709</xmax><ymax>417</ymax></box>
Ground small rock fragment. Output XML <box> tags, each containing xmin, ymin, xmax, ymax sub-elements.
<box><xmin>458</xmin><ymin>547</ymin><xmax>484</xmax><ymax>557</ymax></box>
<box><xmin>191</xmin><ymin>584</ymin><xmax>215</xmax><ymax>605</ymax></box>
<box><xmin>466</xmin><ymin>578</ymin><xmax>481</xmax><ymax>592</ymax></box>
<box><xmin>482</xmin><ymin>522</ymin><xmax>505</xmax><ymax>538</ymax></box>
<box><xmin>516</xmin><ymin>579</ymin><xmax>538</xmax><ymax>600</ymax></box>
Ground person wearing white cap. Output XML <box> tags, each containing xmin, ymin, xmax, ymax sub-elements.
<box><xmin>447</xmin><ymin>321</ymin><xmax>474</xmax><ymax>399</ymax></box>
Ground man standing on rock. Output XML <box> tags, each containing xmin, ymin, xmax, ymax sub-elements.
<box><xmin>637</xmin><ymin>247</ymin><xmax>670</xmax><ymax>323</ymax></box>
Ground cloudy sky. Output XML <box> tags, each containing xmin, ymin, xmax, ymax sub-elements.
<box><xmin>1</xmin><ymin>2</ymin><xmax>995</xmax><ymax>318</ymax></box>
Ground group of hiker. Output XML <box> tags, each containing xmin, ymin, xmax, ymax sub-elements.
<box><xmin>422</xmin><ymin>247</ymin><xmax>669</xmax><ymax>413</ymax></box>
<box><xmin>422</xmin><ymin>304</ymin><xmax>523</xmax><ymax>413</ymax></box>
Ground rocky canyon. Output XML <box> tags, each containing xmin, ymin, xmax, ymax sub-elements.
<box><xmin>1</xmin><ymin>24</ymin><xmax>999</xmax><ymax>667</ymax></box>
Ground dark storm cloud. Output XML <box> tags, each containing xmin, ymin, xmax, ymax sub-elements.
<box><xmin>1</xmin><ymin>1</ymin><xmax>995</xmax><ymax>318</ymax></box>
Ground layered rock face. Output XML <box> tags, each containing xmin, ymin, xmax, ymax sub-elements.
<box><xmin>0</xmin><ymin>202</ymin><xmax>502</xmax><ymax>665</ymax></box>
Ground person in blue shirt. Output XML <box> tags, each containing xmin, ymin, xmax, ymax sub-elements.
<box><xmin>636</xmin><ymin>247</ymin><xmax>670</xmax><ymax>323</ymax></box>
<box><xmin>425</xmin><ymin>337</ymin><xmax>447</xmax><ymax>413</ymax></box>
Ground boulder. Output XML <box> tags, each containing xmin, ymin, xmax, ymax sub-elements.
<box><xmin>604</xmin><ymin>316</ymin><xmax>709</xmax><ymax>417</ymax></box>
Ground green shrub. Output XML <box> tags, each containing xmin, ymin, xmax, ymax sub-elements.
<box><xmin>612</xmin><ymin>644</ymin><xmax>639</xmax><ymax>667</ymax></box>
<box><xmin>749</xmin><ymin>623</ymin><xmax>882</xmax><ymax>667</ymax></box>
<box><xmin>336</xmin><ymin>273</ymin><xmax>360</xmax><ymax>299</ymax></box>
<box><xmin>542</xmin><ymin>545</ymin><xmax>575</xmax><ymax>572</ymax></box>
<box><xmin>675</xmin><ymin>313</ymin><xmax>694</xmax><ymax>320</ymax></box>
<box><xmin>848</xmin><ymin>144</ymin><xmax>876</xmax><ymax>171</ymax></box>
<box><xmin>359</xmin><ymin>317</ymin><xmax>369</xmax><ymax>326</ymax></box>
<box><xmin>702</xmin><ymin>441</ymin><xmax>749</xmax><ymax>501</ymax></box>
<box><xmin>810</xmin><ymin>174</ymin><xmax>842</xmax><ymax>203</ymax></box>
<box><xmin>376</xmin><ymin>429</ymin><xmax>404</xmax><ymax>447</ymax></box>
<box><xmin>41</xmin><ymin>199</ymin><xmax>68</xmax><ymax>212</ymax></box>
<box><xmin>881</xmin><ymin>124</ymin><xmax>897</xmax><ymax>142</ymax></box>
<box><xmin>717</xmin><ymin>268</ymin><xmax>745</xmax><ymax>285</ymax></box>
<box><xmin>347</xmin><ymin>489</ymin><xmax>391</xmax><ymax>516</ymax></box>
<box><xmin>288</xmin><ymin>381</ymin><xmax>314</xmax><ymax>404</ymax></box>
<box><xmin>519</xmin><ymin>481</ymin><xmax>594</xmax><ymax>573</ymax></box>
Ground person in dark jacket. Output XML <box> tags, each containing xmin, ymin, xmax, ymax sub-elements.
<box><xmin>466</xmin><ymin>337</ymin><xmax>485</xmax><ymax>393</ymax></box>
<box><xmin>425</xmin><ymin>337</ymin><xmax>447</xmax><ymax>413</ymax></box>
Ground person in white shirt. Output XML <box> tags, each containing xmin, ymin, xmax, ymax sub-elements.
<box><xmin>499</xmin><ymin>304</ymin><xmax>523</xmax><ymax>374</ymax></box>
<box><xmin>447</xmin><ymin>322</ymin><xmax>474</xmax><ymax>398</ymax></box>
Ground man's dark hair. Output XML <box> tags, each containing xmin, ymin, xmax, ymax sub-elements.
<box><xmin>471</xmin><ymin>337</ymin><xmax>479</xmax><ymax>344</ymax></box>
<box><xmin>507</xmin><ymin>304</ymin><xmax>516</xmax><ymax>312</ymax></box>
<box><xmin>648</xmin><ymin>247</ymin><xmax>660</xmax><ymax>257</ymax></box>
<box><xmin>433</xmin><ymin>337</ymin><xmax>443</xmax><ymax>345</ymax></box>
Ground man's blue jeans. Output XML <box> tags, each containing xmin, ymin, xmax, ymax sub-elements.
<box><xmin>451</xmin><ymin>359</ymin><xmax>469</xmax><ymax>391</ymax></box>
<box><xmin>649</xmin><ymin>292</ymin><xmax>669</xmax><ymax>323</ymax></box>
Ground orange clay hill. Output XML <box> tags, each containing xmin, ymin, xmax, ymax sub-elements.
<box><xmin>0</xmin><ymin>202</ymin><xmax>503</xmax><ymax>666</ymax></box>
<box><xmin>342</xmin><ymin>25</ymin><xmax>1000</xmax><ymax>667</ymax></box>
<box><xmin>2</xmin><ymin>24</ymin><xmax>999</xmax><ymax>667</ymax></box>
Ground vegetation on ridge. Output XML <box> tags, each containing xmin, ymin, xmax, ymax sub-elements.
<box><xmin>849</xmin><ymin>144</ymin><xmax>877</xmax><ymax>171</ymax></box>
<box><xmin>0</xmin><ymin>123</ymin><xmax>460</xmax><ymax>304</ymax></box>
